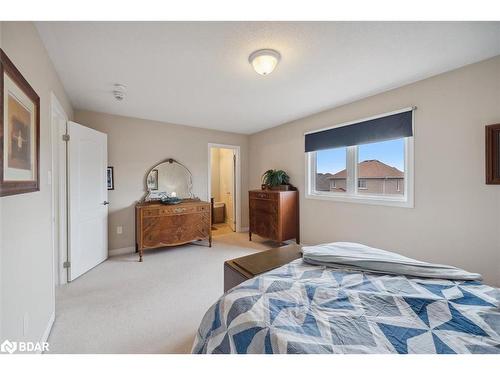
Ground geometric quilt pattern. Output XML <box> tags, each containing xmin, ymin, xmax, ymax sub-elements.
<box><xmin>192</xmin><ymin>259</ymin><xmax>500</xmax><ymax>354</ymax></box>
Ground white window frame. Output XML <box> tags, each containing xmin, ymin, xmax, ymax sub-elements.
<box><xmin>305</xmin><ymin>109</ymin><xmax>414</xmax><ymax>208</ymax></box>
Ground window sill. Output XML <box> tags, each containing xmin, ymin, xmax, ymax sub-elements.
<box><xmin>305</xmin><ymin>191</ymin><xmax>414</xmax><ymax>208</ymax></box>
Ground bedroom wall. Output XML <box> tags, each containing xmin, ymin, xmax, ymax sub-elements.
<box><xmin>74</xmin><ymin>110</ymin><xmax>250</xmax><ymax>252</ymax></box>
<box><xmin>0</xmin><ymin>22</ymin><xmax>74</xmax><ymax>342</ymax></box>
<box><xmin>249</xmin><ymin>56</ymin><xmax>500</xmax><ymax>286</ymax></box>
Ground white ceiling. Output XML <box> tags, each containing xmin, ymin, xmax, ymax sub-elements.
<box><xmin>36</xmin><ymin>22</ymin><xmax>500</xmax><ymax>134</ymax></box>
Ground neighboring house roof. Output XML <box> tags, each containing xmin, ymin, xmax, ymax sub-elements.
<box><xmin>315</xmin><ymin>173</ymin><xmax>334</xmax><ymax>190</ymax></box>
<box><xmin>329</xmin><ymin>159</ymin><xmax>403</xmax><ymax>179</ymax></box>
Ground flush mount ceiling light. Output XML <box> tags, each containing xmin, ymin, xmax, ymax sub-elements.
<box><xmin>248</xmin><ymin>49</ymin><xmax>281</xmax><ymax>76</ymax></box>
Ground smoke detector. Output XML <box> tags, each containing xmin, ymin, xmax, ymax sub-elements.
<box><xmin>113</xmin><ymin>84</ymin><xmax>126</xmax><ymax>101</ymax></box>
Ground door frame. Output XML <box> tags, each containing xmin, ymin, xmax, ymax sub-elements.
<box><xmin>50</xmin><ymin>92</ymin><xmax>69</xmax><ymax>285</ymax></box>
<box><xmin>207</xmin><ymin>143</ymin><xmax>241</xmax><ymax>232</ymax></box>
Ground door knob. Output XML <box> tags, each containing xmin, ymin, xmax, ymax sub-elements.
<box><xmin>103</xmin><ymin>201</ymin><xmax>110</xmax><ymax>205</ymax></box>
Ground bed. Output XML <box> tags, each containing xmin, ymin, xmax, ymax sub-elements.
<box><xmin>192</xmin><ymin>243</ymin><xmax>500</xmax><ymax>354</ymax></box>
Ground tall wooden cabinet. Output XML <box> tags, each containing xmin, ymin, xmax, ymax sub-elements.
<box><xmin>249</xmin><ymin>190</ymin><xmax>299</xmax><ymax>244</ymax></box>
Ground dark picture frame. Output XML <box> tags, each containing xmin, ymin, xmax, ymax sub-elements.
<box><xmin>0</xmin><ymin>49</ymin><xmax>40</xmax><ymax>197</ymax></box>
<box><xmin>486</xmin><ymin>124</ymin><xmax>500</xmax><ymax>184</ymax></box>
<box><xmin>107</xmin><ymin>166</ymin><xmax>114</xmax><ymax>190</ymax></box>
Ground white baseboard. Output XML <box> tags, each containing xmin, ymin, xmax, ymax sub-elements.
<box><xmin>40</xmin><ymin>311</ymin><xmax>55</xmax><ymax>354</ymax></box>
<box><xmin>109</xmin><ymin>246</ymin><xmax>135</xmax><ymax>257</ymax></box>
<box><xmin>238</xmin><ymin>226</ymin><xmax>249</xmax><ymax>232</ymax></box>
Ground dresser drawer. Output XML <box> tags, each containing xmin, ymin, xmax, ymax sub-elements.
<box><xmin>143</xmin><ymin>208</ymin><xmax>161</xmax><ymax>217</ymax></box>
<box><xmin>143</xmin><ymin>205</ymin><xmax>204</xmax><ymax>217</ymax></box>
<box><xmin>250</xmin><ymin>198</ymin><xmax>278</xmax><ymax>215</ymax></box>
<box><xmin>160</xmin><ymin>205</ymin><xmax>198</xmax><ymax>215</ymax></box>
<box><xmin>197</xmin><ymin>204</ymin><xmax>210</xmax><ymax>213</ymax></box>
<box><xmin>249</xmin><ymin>191</ymin><xmax>278</xmax><ymax>201</ymax></box>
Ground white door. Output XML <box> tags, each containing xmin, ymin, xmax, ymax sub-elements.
<box><xmin>68</xmin><ymin>121</ymin><xmax>108</xmax><ymax>281</ymax></box>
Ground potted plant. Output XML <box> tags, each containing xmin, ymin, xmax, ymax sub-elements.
<box><xmin>262</xmin><ymin>169</ymin><xmax>291</xmax><ymax>191</ymax></box>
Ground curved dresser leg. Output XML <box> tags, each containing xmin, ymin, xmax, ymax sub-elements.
<box><xmin>139</xmin><ymin>250</ymin><xmax>143</xmax><ymax>262</ymax></box>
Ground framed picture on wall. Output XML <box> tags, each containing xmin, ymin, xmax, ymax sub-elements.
<box><xmin>486</xmin><ymin>124</ymin><xmax>500</xmax><ymax>184</ymax></box>
<box><xmin>0</xmin><ymin>49</ymin><xmax>40</xmax><ymax>197</ymax></box>
<box><xmin>107</xmin><ymin>166</ymin><xmax>114</xmax><ymax>190</ymax></box>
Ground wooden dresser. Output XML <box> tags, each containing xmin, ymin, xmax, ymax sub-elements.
<box><xmin>249</xmin><ymin>190</ymin><xmax>299</xmax><ymax>244</ymax></box>
<box><xmin>135</xmin><ymin>200</ymin><xmax>211</xmax><ymax>262</ymax></box>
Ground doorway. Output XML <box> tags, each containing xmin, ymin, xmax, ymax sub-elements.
<box><xmin>208</xmin><ymin>144</ymin><xmax>241</xmax><ymax>234</ymax></box>
<box><xmin>51</xmin><ymin>94</ymin><xmax>108</xmax><ymax>284</ymax></box>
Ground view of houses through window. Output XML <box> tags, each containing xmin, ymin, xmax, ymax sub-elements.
<box><xmin>315</xmin><ymin>138</ymin><xmax>405</xmax><ymax>196</ymax></box>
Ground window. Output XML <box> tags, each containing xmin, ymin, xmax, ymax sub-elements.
<box><xmin>357</xmin><ymin>138</ymin><xmax>405</xmax><ymax>196</ymax></box>
<box><xmin>306</xmin><ymin>108</ymin><xmax>414</xmax><ymax>207</ymax></box>
<box><xmin>315</xmin><ymin>147</ymin><xmax>346</xmax><ymax>192</ymax></box>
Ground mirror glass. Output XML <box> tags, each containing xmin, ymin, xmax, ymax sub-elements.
<box><xmin>144</xmin><ymin>159</ymin><xmax>194</xmax><ymax>200</ymax></box>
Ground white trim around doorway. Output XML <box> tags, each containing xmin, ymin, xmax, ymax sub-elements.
<box><xmin>207</xmin><ymin>143</ymin><xmax>242</xmax><ymax>233</ymax></box>
<box><xmin>50</xmin><ymin>92</ymin><xmax>69</xmax><ymax>285</ymax></box>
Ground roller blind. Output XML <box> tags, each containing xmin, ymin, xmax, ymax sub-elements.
<box><xmin>304</xmin><ymin>109</ymin><xmax>413</xmax><ymax>152</ymax></box>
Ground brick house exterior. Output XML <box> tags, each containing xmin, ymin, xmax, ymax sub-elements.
<box><xmin>325</xmin><ymin>159</ymin><xmax>404</xmax><ymax>195</ymax></box>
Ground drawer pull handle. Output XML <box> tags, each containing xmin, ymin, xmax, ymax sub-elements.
<box><xmin>174</xmin><ymin>207</ymin><xmax>186</xmax><ymax>213</ymax></box>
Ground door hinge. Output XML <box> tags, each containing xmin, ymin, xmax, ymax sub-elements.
<box><xmin>63</xmin><ymin>261</ymin><xmax>71</xmax><ymax>268</ymax></box>
<box><xmin>62</xmin><ymin>134</ymin><xmax>70</xmax><ymax>141</ymax></box>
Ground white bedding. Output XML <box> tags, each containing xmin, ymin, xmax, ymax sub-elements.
<box><xmin>301</xmin><ymin>242</ymin><xmax>482</xmax><ymax>281</ymax></box>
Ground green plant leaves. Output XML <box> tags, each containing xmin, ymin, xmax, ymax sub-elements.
<box><xmin>261</xmin><ymin>169</ymin><xmax>290</xmax><ymax>186</ymax></box>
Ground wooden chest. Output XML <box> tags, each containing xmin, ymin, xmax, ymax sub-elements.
<box><xmin>224</xmin><ymin>244</ymin><xmax>302</xmax><ymax>292</ymax></box>
<box><xmin>249</xmin><ymin>190</ymin><xmax>299</xmax><ymax>244</ymax></box>
<box><xmin>135</xmin><ymin>200</ymin><xmax>211</xmax><ymax>261</ymax></box>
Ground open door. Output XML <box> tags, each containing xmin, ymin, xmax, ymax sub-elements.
<box><xmin>208</xmin><ymin>144</ymin><xmax>240</xmax><ymax>233</ymax></box>
<box><xmin>67</xmin><ymin>121</ymin><xmax>108</xmax><ymax>281</ymax></box>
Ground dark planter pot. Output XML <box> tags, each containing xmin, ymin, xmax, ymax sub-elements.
<box><xmin>269</xmin><ymin>185</ymin><xmax>290</xmax><ymax>191</ymax></box>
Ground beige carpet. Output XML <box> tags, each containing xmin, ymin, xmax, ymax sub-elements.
<box><xmin>48</xmin><ymin>232</ymin><xmax>278</xmax><ymax>354</ymax></box>
<box><xmin>212</xmin><ymin>223</ymin><xmax>234</xmax><ymax>236</ymax></box>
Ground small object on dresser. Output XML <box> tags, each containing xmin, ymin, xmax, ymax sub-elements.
<box><xmin>160</xmin><ymin>196</ymin><xmax>182</xmax><ymax>205</ymax></box>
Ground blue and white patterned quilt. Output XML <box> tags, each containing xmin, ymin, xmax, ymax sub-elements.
<box><xmin>192</xmin><ymin>259</ymin><xmax>500</xmax><ymax>354</ymax></box>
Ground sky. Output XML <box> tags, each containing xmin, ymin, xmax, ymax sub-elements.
<box><xmin>316</xmin><ymin>138</ymin><xmax>405</xmax><ymax>174</ymax></box>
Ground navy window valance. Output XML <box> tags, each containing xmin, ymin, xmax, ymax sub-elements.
<box><xmin>304</xmin><ymin>109</ymin><xmax>414</xmax><ymax>152</ymax></box>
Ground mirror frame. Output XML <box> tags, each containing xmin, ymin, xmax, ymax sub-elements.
<box><xmin>143</xmin><ymin>158</ymin><xmax>194</xmax><ymax>201</ymax></box>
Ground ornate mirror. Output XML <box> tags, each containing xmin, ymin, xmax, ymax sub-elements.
<box><xmin>143</xmin><ymin>158</ymin><xmax>194</xmax><ymax>201</ymax></box>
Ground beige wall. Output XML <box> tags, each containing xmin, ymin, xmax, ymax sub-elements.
<box><xmin>249</xmin><ymin>56</ymin><xmax>500</xmax><ymax>286</ymax></box>
<box><xmin>74</xmin><ymin>110</ymin><xmax>249</xmax><ymax>251</ymax></box>
<box><xmin>0</xmin><ymin>22</ymin><xmax>74</xmax><ymax>342</ymax></box>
